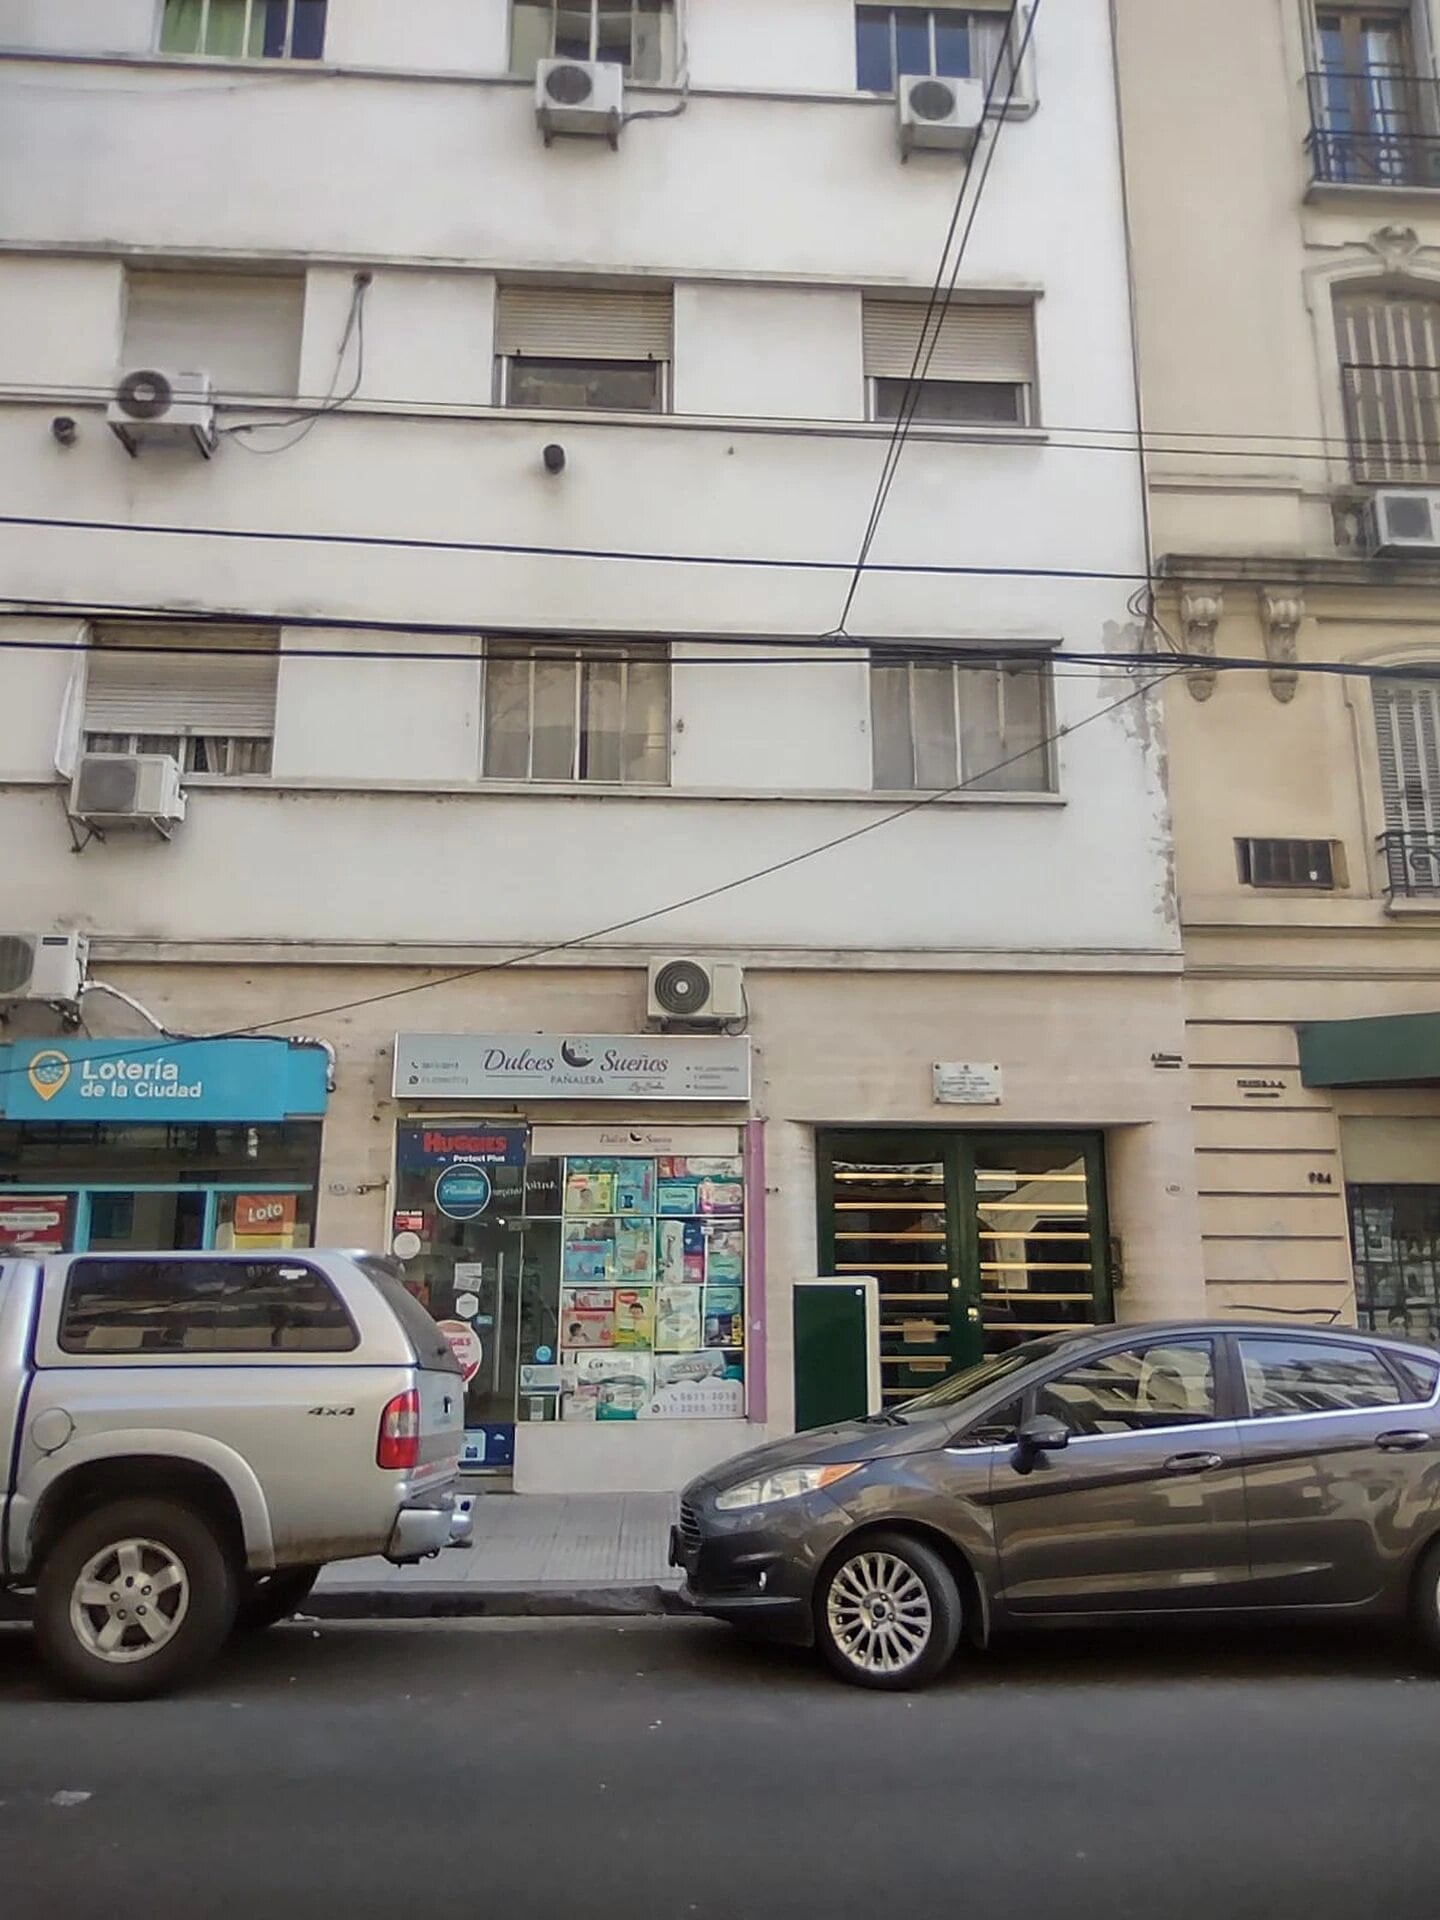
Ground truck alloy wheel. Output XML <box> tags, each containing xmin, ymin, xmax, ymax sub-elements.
<box><xmin>34</xmin><ymin>1497</ymin><xmax>238</xmax><ymax>1701</ymax></box>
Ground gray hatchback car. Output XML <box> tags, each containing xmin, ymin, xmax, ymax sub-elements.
<box><xmin>673</xmin><ymin>1320</ymin><xmax>1440</xmax><ymax>1689</ymax></box>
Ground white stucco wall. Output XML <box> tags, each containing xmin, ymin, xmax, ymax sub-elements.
<box><xmin>0</xmin><ymin>0</ymin><xmax>1168</xmax><ymax>965</ymax></box>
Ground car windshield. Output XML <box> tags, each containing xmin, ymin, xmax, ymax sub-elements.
<box><xmin>891</xmin><ymin>1335</ymin><xmax>1077</xmax><ymax>1415</ymax></box>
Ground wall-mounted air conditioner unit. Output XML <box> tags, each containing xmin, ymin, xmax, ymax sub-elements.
<box><xmin>536</xmin><ymin>58</ymin><xmax>624</xmax><ymax>145</ymax></box>
<box><xmin>647</xmin><ymin>957</ymin><xmax>746</xmax><ymax>1025</ymax></box>
<box><xmin>0</xmin><ymin>932</ymin><xmax>88</xmax><ymax>1005</ymax></box>
<box><xmin>107</xmin><ymin>367</ymin><xmax>217</xmax><ymax>458</ymax></box>
<box><xmin>69</xmin><ymin>754</ymin><xmax>187</xmax><ymax>835</ymax></box>
<box><xmin>897</xmin><ymin>73</ymin><xmax>986</xmax><ymax>155</ymax></box>
<box><xmin>1361</xmin><ymin>488</ymin><xmax>1440</xmax><ymax>554</ymax></box>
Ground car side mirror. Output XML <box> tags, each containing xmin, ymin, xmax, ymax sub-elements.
<box><xmin>1012</xmin><ymin>1414</ymin><xmax>1070</xmax><ymax>1472</ymax></box>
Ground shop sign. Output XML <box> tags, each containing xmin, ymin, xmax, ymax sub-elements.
<box><xmin>230</xmin><ymin>1193</ymin><xmax>298</xmax><ymax>1249</ymax></box>
<box><xmin>532</xmin><ymin>1125</ymin><xmax>742</xmax><ymax>1157</ymax></box>
<box><xmin>0</xmin><ymin>1037</ymin><xmax>329</xmax><ymax>1124</ymax></box>
<box><xmin>394</xmin><ymin>1034</ymin><xmax>752</xmax><ymax>1103</ymax></box>
<box><xmin>933</xmin><ymin>1062</ymin><xmax>1003</xmax><ymax>1106</ymax></box>
<box><xmin>0</xmin><ymin>1193</ymin><xmax>68</xmax><ymax>1253</ymax></box>
<box><xmin>438</xmin><ymin>1319</ymin><xmax>484</xmax><ymax>1384</ymax></box>
<box><xmin>395</xmin><ymin>1125</ymin><xmax>528</xmax><ymax>1173</ymax></box>
<box><xmin>434</xmin><ymin>1165</ymin><xmax>493</xmax><ymax>1221</ymax></box>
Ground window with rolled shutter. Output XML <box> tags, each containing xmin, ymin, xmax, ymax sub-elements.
<box><xmin>83</xmin><ymin>625</ymin><xmax>279</xmax><ymax>777</ymax></box>
<box><xmin>1335</xmin><ymin>292</ymin><xmax>1440</xmax><ymax>482</ymax></box>
<box><xmin>122</xmin><ymin>270</ymin><xmax>305</xmax><ymax>400</ymax></box>
<box><xmin>863</xmin><ymin>298</ymin><xmax>1036</xmax><ymax>424</ymax></box>
<box><xmin>495</xmin><ymin>286</ymin><xmax>672</xmax><ymax>412</ymax></box>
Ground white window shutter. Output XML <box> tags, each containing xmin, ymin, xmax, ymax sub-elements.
<box><xmin>495</xmin><ymin>286</ymin><xmax>673</xmax><ymax>361</ymax></box>
<box><xmin>1375</xmin><ymin>682</ymin><xmax>1440</xmax><ymax>836</ymax></box>
<box><xmin>85</xmin><ymin>626</ymin><xmax>279</xmax><ymax>737</ymax></box>
<box><xmin>863</xmin><ymin>299</ymin><xmax>1035</xmax><ymax>384</ymax></box>
<box><xmin>122</xmin><ymin>271</ymin><xmax>305</xmax><ymax>398</ymax></box>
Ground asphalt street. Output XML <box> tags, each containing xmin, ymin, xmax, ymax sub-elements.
<box><xmin>2</xmin><ymin>1615</ymin><xmax>1438</xmax><ymax>1920</ymax></box>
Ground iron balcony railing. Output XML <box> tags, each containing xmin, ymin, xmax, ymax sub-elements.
<box><xmin>1379</xmin><ymin>830</ymin><xmax>1440</xmax><ymax>899</ymax></box>
<box><xmin>1307</xmin><ymin>70</ymin><xmax>1440</xmax><ymax>188</ymax></box>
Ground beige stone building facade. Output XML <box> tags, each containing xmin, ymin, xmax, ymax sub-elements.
<box><xmin>1116</xmin><ymin>0</ymin><xmax>1440</xmax><ymax>1337</ymax></box>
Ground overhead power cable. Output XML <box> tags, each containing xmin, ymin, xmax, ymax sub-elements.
<box><xmin>0</xmin><ymin>666</ymin><xmax>1178</xmax><ymax>1086</ymax></box>
<box><xmin>834</xmin><ymin>0</ymin><xmax>1040</xmax><ymax>637</ymax></box>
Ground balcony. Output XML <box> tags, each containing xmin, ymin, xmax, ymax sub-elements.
<box><xmin>1379</xmin><ymin>830</ymin><xmax>1440</xmax><ymax>901</ymax></box>
<box><xmin>1306</xmin><ymin>71</ymin><xmax>1440</xmax><ymax>189</ymax></box>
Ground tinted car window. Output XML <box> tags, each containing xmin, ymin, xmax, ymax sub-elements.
<box><xmin>1393</xmin><ymin>1351</ymin><xmax>1440</xmax><ymax>1402</ymax></box>
<box><xmin>60</xmin><ymin>1258</ymin><xmax>357</xmax><ymax>1355</ymax></box>
<box><xmin>1239</xmin><ymin>1338</ymin><xmax>1400</xmax><ymax>1416</ymax></box>
<box><xmin>1036</xmin><ymin>1340</ymin><xmax>1217</xmax><ymax>1436</ymax></box>
<box><xmin>354</xmin><ymin>1255</ymin><xmax>461</xmax><ymax>1372</ymax></box>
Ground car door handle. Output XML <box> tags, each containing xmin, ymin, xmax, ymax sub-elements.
<box><xmin>1376</xmin><ymin>1430</ymin><xmax>1431</xmax><ymax>1453</ymax></box>
<box><xmin>1163</xmin><ymin>1451</ymin><xmax>1224</xmax><ymax>1474</ymax></box>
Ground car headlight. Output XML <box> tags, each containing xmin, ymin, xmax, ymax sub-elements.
<box><xmin>713</xmin><ymin>1463</ymin><xmax>863</xmax><ymax>1512</ymax></box>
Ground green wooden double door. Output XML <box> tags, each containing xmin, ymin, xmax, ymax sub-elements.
<box><xmin>816</xmin><ymin>1130</ymin><xmax>1113</xmax><ymax>1408</ymax></box>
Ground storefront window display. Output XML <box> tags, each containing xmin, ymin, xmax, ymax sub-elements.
<box><xmin>392</xmin><ymin>1124</ymin><xmax>747</xmax><ymax>1465</ymax></box>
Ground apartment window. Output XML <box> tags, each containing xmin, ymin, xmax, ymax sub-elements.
<box><xmin>495</xmin><ymin>286</ymin><xmax>672</xmax><ymax>413</ymax></box>
<box><xmin>1335</xmin><ymin>289</ymin><xmax>1440</xmax><ymax>482</ymax></box>
<box><xmin>869</xmin><ymin>653</ymin><xmax>1052</xmax><ymax>792</ymax></box>
<box><xmin>855</xmin><ymin>4</ymin><xmax>1015</xmax><ymax>93</ymax></box>
<box><xmin>123</xmin><ymin>270</ymin><xmax>305</xmax><ymax>401</ymax></box>
<box><xmin>863</xmin><ymin>298</ymin><xmax>1036</xmax><ymax>426</ymax></box>
<box><xmin>1235</xmin><ymin>838</ymin><xmax>1339</xmax><ymax>889</ymax></box>
<box><xmin>511</xmin><ymin>1</ymin><xmax>676</xmax><ymax>83</ymax></box>
<box><xmin>83</xmin><ymin>626</ymin><xmax>279</xmax><ymax>778</ymax></box>
<box><xmin>482</xmin><ymin>641</ymin><xmax>670</xmax><ymax>784</ymax></box>
<box><xmin>1374</xmin><ymin>679</ymin><xmax>1440</xmax><ymax>895</ymax></box>
<box><xmin>159</xmin><ymin>0</ymin><xmax>327</xmax><ymax>59</ymax></box>
<box><xmin>1312</xmin><ymin>7</ymin><xmax>1424</xmax><ymax>178</ymax></box>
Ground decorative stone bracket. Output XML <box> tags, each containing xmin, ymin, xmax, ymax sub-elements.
<box><xmin>1260</xmin><ymin>590</ymin><xmax>1304</xmax><ymax>703</ymax></box>
<box><xmin>1181</xmin><ymin>590</ymin><xmax>1223</xmax><ymax>700</ymax></box>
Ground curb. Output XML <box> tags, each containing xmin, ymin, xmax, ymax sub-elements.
<box><xmin>311</xmin><ymin>1582</ymin><xmax>691</xmax><ymax>1621</ymax></box>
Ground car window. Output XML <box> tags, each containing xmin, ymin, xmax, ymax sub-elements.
<box><xmin>952</xmin><ymin>1396</ymin><xmax>1024</xmax><ymax>1447</ymax></box>
<box><xmin>354</xmin><ymin>1254</ymin><xmax>460</xmax><ymax>1372</ymax></box>
<box><xmin>60</xmin><ymin>1257</ymin><xmax>358</xmax><ymax>1355</ymax></box>
<box><xmin>1239</xmin><ymin>1338</ymin><xmax>1401</xmax><ymax>1416</ymax></box>
<box><xmin>1392</xmin><ymin>1351</ymin><xmax>1440</xmax><ymax>1403</ymax></box>
<box><xmin>1035</xmin><ymin>1340</ymin><xmax>1217</xmax><ymax>1437</ymax></box>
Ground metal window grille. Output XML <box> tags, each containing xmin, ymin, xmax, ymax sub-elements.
<box><xmin>481</xmin><ymin>641</ymin><xmax>671</xmax><ymax>785</ymax></box>
<box><xmin>1235</xmin><ymin>838</ymin><xmax>1337</xmax><ymax>889</ymax></box>
<box><xmin>160</xmin><ymin>0</ymin><xmax>326</xmax><ymax>61</ymax></box>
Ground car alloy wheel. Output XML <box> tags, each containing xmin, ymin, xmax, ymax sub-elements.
<box><xmin>826</xmin><ymin>1550</ymin><xmax>934</xmax><ymax>1676</ymax></box>
<box><xmin>68</xmin><ymin>1535</ymin><xmax>191</xmax><ymax>1664</ymax></box>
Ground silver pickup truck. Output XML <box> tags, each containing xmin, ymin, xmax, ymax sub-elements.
<box><xmin>0</xmin><ymin>1248</ymin><xmax>472</xmax><ymax>1699</ymax></box>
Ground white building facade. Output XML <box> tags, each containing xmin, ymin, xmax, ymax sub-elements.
<box><xmin>0</xmin><ymin>0</ymin><xmax>1203</xmax><ymax>1491</ymax></box>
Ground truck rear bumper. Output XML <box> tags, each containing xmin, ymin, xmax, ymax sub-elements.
<box><xmin>386</xmin><ymin>1492</ymin><xmax>473</xmax><ymax>1564</ymax></box>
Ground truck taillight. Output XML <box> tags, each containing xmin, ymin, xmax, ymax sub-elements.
<box><xmin>377</xmin><ymin>1388</ymin><xmax>420</xmax><ymax>1470</ymax></box>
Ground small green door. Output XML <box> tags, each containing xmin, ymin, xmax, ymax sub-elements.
<box><xmin>816</xmin><ymin>1130</ymin><xmax>1112</xmax><ymax>1414</ymax></box>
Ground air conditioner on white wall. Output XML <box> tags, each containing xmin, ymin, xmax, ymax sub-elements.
<box><xmin>0</xmin><ymin>932</ymin><xmax>88</xmax><ymax>1005</ymax></box>
<box><xmin>535</xmin><ymin>58</ymin><xmax>624</xmax><ymax>145</ymax></box>
<box><xmin>896</xmin><ymin>73</ymin><xmax>986</xmax><ymax>155</ymax></box>
<box><xmin>70</xmin><ymin>754</ymin><xmax>187</xmax><ymax>834</ymax></box>
<box><xmin>107</xmin><ymin>367</ymin><xmax>217</xmax><ymax>458</ymax></box>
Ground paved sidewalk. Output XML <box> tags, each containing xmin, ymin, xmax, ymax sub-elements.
<box><xmin>313</xmin><ymin>1492</ymin><xmax>684</xmax><ymax>1619</ymax></box>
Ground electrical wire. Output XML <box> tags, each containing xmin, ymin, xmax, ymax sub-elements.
<box><xmin>0</xmin><ymin>509</ymin><xmax>1158</xmax><ymax>581</ymax></box>
<box><xmin>0</xmin><ymin>666</ymin><xmax>1179</xmax><ymax>1085</ymax></box>
<box><xmin>4</xmin><ymin>621</ymin><xmax>1440</xmax><ymax>683</ymax></box>
<box><xmin>0</xmin><ymin>370</ymin><xmax>1419</xmax><ymax>462</ymax></box>
<box><xmin>219</xmin><ymin>272</ymin><xmax>369</xmax><ymax>453</ymax></box>
<box><xmin>834</xmin><ymin>0</ymin><xmax>1038</xmax><ymax>638</ymax></box>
